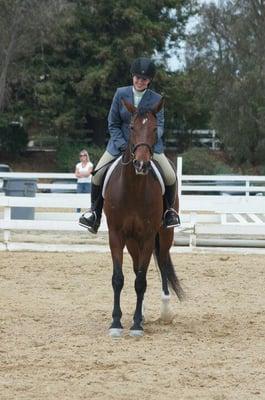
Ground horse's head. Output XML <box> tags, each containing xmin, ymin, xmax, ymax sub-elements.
<box><xmin>122</xmin><ymin>97</ymin><xmax>164</xmax><ymax>175</ymax></box>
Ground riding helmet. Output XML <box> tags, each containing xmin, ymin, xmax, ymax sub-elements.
<box><xmin>130</xmin><ymin>57</ymin><xmax>156</xmax><ymax>79</ymax></box>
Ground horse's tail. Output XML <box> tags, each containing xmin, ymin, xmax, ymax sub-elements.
<box><xmin>154</xmin><ymin>234</ymin><xmax>185</xmax><ymax>301</ymax></box>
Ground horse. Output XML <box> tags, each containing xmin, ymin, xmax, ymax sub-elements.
<box><xmin>104</xmin><ymin>98</ymin><xmax>184</xmax><ymax>337</ymax></box>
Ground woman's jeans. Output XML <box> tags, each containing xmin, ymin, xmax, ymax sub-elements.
<box><xmin>76</xmin><ymin>182</ymin><xmax>91</xmax><ymax>212</ymax></box>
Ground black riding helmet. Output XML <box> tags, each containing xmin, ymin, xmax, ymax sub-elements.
<box><xmin>130</xmin><ymin>57</ymin><xmax>156</xmax><ymax>80</ymax></box>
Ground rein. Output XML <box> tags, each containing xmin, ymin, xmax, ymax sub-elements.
<box><xmin>92</xmin><ymin>160</ymin><xmax>117</xmax><ymax>176</ymax></box>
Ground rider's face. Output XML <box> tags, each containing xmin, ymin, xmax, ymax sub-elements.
<box><xmin>133</xmin><ymin>75</ymin><xmax>150</xmax><ymax>91</ymax></box>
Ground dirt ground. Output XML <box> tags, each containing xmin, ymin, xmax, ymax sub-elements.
<box><xmin>1</xmin><ymin>251</ymin><xmax>264</xmax><ymax>400</ymax></box>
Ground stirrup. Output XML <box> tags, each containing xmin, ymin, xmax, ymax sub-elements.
<box><xmin>79</xmin><ymin>211</ymin><xmax>100</xmax><ymax>234</ymax></box>
<box><xmin>163</xmin><ymin>208</ymin><xmax>181</xmax><ymax>229</ymax></box>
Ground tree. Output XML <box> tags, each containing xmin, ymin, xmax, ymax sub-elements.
<box><xmin>185</xmin><ymin>0</ymin><xmax>265</xmax><ymax>165</ymax></box>
<box><xmin>17</xmin><ymin>0</ymin><xmax>196</xmax><ymax>145</ymax></box>
<box><xmin>0</xmin><ymin>0</ymin><xmax>68</xmax><ymax>111</ymax></box>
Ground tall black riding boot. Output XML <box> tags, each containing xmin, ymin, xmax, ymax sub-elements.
<box><xmin>79</xmin><ymin>183</ymin><xmax>104</xmax><ymax>234</ymax></box>
<box><xmin>164</xmin><ymin>183</ymin><xmax>181</xmax><ymax>229</ymax></box>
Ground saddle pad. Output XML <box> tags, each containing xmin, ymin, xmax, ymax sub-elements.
<box><xmin>102</xmin><ymin>156</ymin><xmax>122</xmax><ymax>199</ymax></box>
<box><xmin>150</xmin><ymin>160</ymin><xmax>165</xmax><ymax>195</ymax></box>
<box><xmin>102</xmin><ymin>156</ymin><xmax>165</xmax><ymax>198</ymax></box>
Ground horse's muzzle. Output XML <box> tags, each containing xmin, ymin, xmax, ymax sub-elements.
<box><xmin>133</xmin><ymin>159</ymin><xmax>151</xmax><ymax>175</ymax></box>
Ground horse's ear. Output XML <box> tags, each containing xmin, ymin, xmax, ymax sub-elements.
<box><xmin>122</xmin><ymin>98</ymin><xmax>137</xmax><ymax>114</ymax></box>
<box><xmin>152</xmin><ymin>97</ymin><xmax>164</xmax><ymax>114</ymax></box>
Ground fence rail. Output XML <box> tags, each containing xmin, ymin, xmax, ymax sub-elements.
<box><xmin>1</xmin><ymin>157</ymin><xmax>265</xmax><ymax>251</ymax></box>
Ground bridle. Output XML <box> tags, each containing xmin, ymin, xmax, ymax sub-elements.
<box><xmin>131</xmin><ymin>142</ymin><xmax>154</xmax><ymax>158</ymax></box>
<box><xmin>121</xmin><ymin>112</ymin><xmax>155</xmax><ymax>165</ymax></box>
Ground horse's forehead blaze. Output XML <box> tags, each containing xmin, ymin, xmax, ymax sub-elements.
<box><xmin>133</xmin><ymin>113</ymin><xmax>156</xmax><ymax>133</ymax></box>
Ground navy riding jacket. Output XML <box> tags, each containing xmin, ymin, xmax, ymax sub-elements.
<box><xmin>107</xmin><ymin>85</ymin><xmax>164</xmax><ymax>156</ymax></box>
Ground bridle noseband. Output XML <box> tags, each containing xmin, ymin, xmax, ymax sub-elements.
<box><xmin>131</xmin><ymin>142</ymin><xmax>154</xmax><ymax>159</ymax></box>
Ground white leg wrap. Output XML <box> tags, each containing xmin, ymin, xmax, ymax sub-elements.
<box><xmin>109</xmin><ymin>328</ymin><xmax>123</xmax><ymax>338</ymax></box>
<box><xmin>160</xmin><ymin>292</ymin><xmax>173</xmax><ymax>323</ymax></box>
<box><xmin>129</xmin><ymin>329</ymin><xmax>144</xmax><ymax>337</ymax></box>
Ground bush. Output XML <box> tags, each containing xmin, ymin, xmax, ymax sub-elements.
<box><xmin>258</xmin><ymin>165</ymin><xmax>265</xmax><ymax>175</ymax></box>
<box><xmin>181</xmin><ymin>147</ymin><xmax>234</xmax><ymax>175</ymax></box>
<box><xmin>56</xmin><ymin>142</ymin><xmax>104</xmax><ymax>172</ymax></box>
<box><xmin>0</xmin><ymin>123</ymin><xmax>28</xmax><ymax>154</ymax></box>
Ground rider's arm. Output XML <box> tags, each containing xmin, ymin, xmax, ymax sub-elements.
<box><xmin>156</xmin><ymin>105</ymin><xmax>164</xmax><ymax>140</ymax></box>
<box><xmin>108</xmin><ymin>89</ymin><xmax>127</xmax><ymax>151</ymax></box>
<box><xmin>75</xmin><ymin>164</ymin><xmax>81</xmax><ymax>178</ymax></box>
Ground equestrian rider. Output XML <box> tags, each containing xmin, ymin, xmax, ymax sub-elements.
<box><xmin>79</xmin><ymin>57</ymin><xmax>181</xmax><ymax>234</ymax></box>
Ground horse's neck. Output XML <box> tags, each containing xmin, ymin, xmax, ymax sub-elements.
<box><xmin>120</xmin><ymin>150</ymin><xmax>151</xmax><ymax>192</ymax></box>
<box><xmin>121</xmin><ymin>163</ymin><xmax>148</xmax><ymax>193</ymax></box>
<box><xmin>121</xmin><ymin>162</ymin><xmax>135</xmax><ymax>182</ymax></box>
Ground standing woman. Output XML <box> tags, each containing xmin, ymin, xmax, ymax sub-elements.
<box><xmin>79</xmin><ymin>57</ymin><xmax>181</xmax><ymax>233</ymax></box>
<box><xmin>75</xmin><ymin>149</ymin><xmax>93</xmax><ymax>213</ymax></box>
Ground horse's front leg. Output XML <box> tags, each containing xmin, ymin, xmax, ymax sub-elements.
<box><xmin>130</xmin><ymin>268</ymin><xmax>147</xmax><ymax>336</ymax></box>
<box><xmin>130</xmin><ymin>242</ymin><xmax>154</xmax><ymax>337</ymax></box>
<box><xmin>109</xmin><ymin>230</ymin><xmax>125</xmax><ymax>337</ymax></box>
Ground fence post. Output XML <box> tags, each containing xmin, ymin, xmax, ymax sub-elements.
<box><xmin>245</xmin><ymin>179</ymin><xmax>250</xmax><ymax>197</ymax></box>
<box><xmin>3</xmin><ymin>205</ymin><xmax>11</xmax><ymax>243</ymax></box>
<box><xmin>211</xmin><ymin>131</ymin><xmax>214</xmax><ymax>150</ymax></box>
<box><xmin>177</xmin><ymin>156</ymin><xmax>182</xmax><ymax>204</ymax></box>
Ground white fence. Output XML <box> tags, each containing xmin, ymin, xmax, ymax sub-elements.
<box><xmin>168</xmin><ymin>129</ymin><xmax>221</xmax><ymax>151</ymax></box>
<box><xmin>0</xmin><ymin>157</ymin><xmax>265</xmax><ymax>251</ymax></box>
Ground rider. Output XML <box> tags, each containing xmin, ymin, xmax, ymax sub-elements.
<box><xmin>79</xmin><ymin>57</ymin><xmax>181</xmax><ymax>234</ymax></box>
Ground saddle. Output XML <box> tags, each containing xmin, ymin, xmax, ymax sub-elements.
<box><xmin>102</xmin><ymin>156</ymin><xmax>165</xmax><ymax>199</ymax></box>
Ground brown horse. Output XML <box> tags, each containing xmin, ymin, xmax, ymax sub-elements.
<box><xmin>104</xmin><ymin>98</ymin><xmax>184</xmax><ymax>337</ymax></box>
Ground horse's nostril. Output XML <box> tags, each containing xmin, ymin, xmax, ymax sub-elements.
<box><xmin>133</xmin><ymin>159</ymin><xmax>140</xmax><ymax>170</ymax></box>
<box><xmin>143</xmin><ymin>161</ymin><xmax>151</xmax><ymax>172</ymax></box>
<box><xmin>133</xmin><ymin>159</ymin><xmax>151</xmax><ymax>175</ymax></box>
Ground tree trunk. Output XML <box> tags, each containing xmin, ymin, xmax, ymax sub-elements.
<box><xmin>86</xmin><ymin>116</ymin><xmax>108</xmax><ymax>147</ymax></box>
<box><xmin>0</xmin><ymin>31</ymin><xmax>17</xmax><ymax>111</ymax></box>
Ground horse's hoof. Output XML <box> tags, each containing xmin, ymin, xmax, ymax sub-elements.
<box><xmin>160</xmin><ymin>313</ymin><xmax>174</xmax><ymax>324</ymax></box>
<box><xmin>109</xmin><ymin>328</ymin><xmax>123</xmax><ymax>338</ymax></box>
<box><xmin>129</xmin><ymin>329</ymin><xmax>144</xmax><ymax>337</ymax></box>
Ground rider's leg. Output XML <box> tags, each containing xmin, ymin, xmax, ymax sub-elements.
<box><xmin>79</xmin><ymin>151</ymin><xmax>116</xmax><ymax>234</ymax></box>
<box><xmin>153</xmin><ymin>153</ymin><xmax>181</xmax><ymax>228</ymax></box>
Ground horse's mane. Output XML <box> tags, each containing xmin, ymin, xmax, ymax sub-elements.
<box><xmin>136</xmin><ymin>105</ymin><xmax>153</xmax><ymax>117</ymax></box>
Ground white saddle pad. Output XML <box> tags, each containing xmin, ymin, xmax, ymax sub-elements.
<box><xmin>102</xmin><ymin>156</ymin><xmax>165</xmax><ymax>198</ymax></box>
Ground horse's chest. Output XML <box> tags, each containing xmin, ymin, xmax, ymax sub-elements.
<box><xmin>122</xmin><ymin>216</ymin><xmax>156</xmax><ymax>238</ymax></box>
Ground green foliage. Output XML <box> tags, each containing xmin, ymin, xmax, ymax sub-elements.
<box><xmin>55</xmin><ymin>142</ymin><xmax>104</xmax><ymax>172</ymax></box>
<box><xmin>186</xmin><ymin>1</ymin><xmax>265</xmax><ymax>167</ymax></box>
<box><xmin>0</xmin><ymin>123</ymin><xmax>28</xmax><ymax>154</ymax></box>
<box><xmin>158</xmin><ymin>70</ymin><xmax>210</xmax><ymax>136</ymax></box>
<box><xmin>6</xmin><ymin>0</ymin><xmax>195</xmax><ymax>144</ymax></box>
<box><xmin>181</xmin><ymin>147</ymin><xmax>234</xmax><ymax>175</ymax></box>
<box><xmin>212</xmin><ymin>71</ymin><xmax>265</xmax><ymax>165</ymax></box>
<box><xmin>258</xmin><ymin>165</ymin><xmax>265</xmax><ymax>175</ymax></box>
<box><xmin>0</xmin><ymin>0</ymin><xmax>67</xmax><ymax>111</ymax></box>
